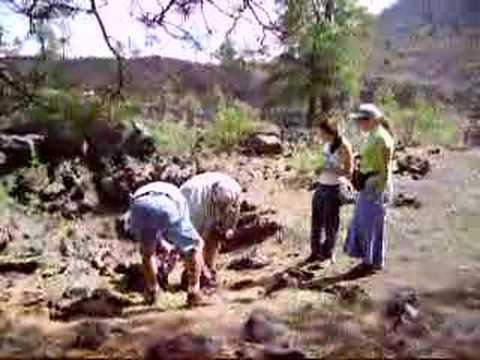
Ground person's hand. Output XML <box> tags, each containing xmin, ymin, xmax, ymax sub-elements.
<box><xmin>365</xmin><ymin>175</ymin><xmax>382</xmax><ymax>192</ymax></box>
<box><xmin>314</xmin><ymin>166</ymin><xmax>324</xmax><ymax>175</ymax></box>
<box><xmin>225</xmin><ymin>229</ymin><xmax>235</xmax><ymax>240</ymax></box>
<box><xmin>333</xmin><ymin>167</ymin><xmax>345</xmax><ymax>176</ymax></box>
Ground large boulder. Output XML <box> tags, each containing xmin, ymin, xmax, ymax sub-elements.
<box><xmin>242</xmin><ymin>125</ymin><xmax>283</xmax><ymax>156</ymax></box>
<box><xmin>0</xmin><ymin>134</ymin><xmax>44</xmax><ymax>174</ymax></box>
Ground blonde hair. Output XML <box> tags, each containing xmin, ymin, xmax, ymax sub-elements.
<box><xmin>378</xmin><ymin>117</ymin><xmax>395</xmax><ymax>139</ymax></box>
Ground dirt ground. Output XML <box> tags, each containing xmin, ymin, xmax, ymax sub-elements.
<box><xmin>0</xmin><ymin>148</ymin><xmax>479</xmax><ymax>358</ymax></box>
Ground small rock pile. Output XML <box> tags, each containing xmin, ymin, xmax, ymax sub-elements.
<box><xmin>394</xmin><ymin>153</ymin><xmax>431</xmax><ymax>180</ymax></box>
<box><xmin>220</xmin><ymin>201</ymin><xmax>282</xmax><ymax>254</ymax></box>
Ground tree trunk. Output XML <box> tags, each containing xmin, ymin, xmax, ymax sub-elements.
<box><xmin>320</xmin><ymin>93</ymin><xmax>334</xmax><ymax>116</ymax></box>
<box><xmin>306</xmin><ymin>93</ymin><xmax>317</xmax><ymax>128</ymax></box>
<box><xmin>325</xmin><ymin>0</ymin><xmax>335</xmax><ymax>22</ymax></box>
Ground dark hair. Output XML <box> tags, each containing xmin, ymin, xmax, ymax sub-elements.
<box><xmin>319</xmin><ymin>121</ymin><xmax>342</xmax><ymax>153</ymax></box>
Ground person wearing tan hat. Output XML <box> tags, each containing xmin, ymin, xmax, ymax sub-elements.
<box><xmin>306</xmin><ymin>119</ymin><xmax>354</xmax><ymax>264</ymax></box>
<box><xmin>344</xmin><ymin>103</ymin><xmax>395</xmax><ymax>272</ymax></box>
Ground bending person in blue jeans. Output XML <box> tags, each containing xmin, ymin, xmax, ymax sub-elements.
<box><xmin>128</xmin><ymin>181</ymin><xmax>211</xmax><ymax>307</ymax></box>
<box><xmin>307</xmin><ymin>120</ymin><xmax>353</xmax><ymax>264</ymax></box>
<box><xmin>344</xmin><ymin>104</ymin><xmax>395</xmax><ymax>272</ymax></box>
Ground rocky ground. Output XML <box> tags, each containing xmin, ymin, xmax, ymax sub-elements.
<box><xmin>0</xmin><ymin>124</ymin><xmax>479</xmax><ymax>359</ymax></box>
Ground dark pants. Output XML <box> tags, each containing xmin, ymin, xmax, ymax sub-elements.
<box><xmin>310</xmin><ymin>184</ymin><xmax>341</xmax><ymax>259</ymax></box>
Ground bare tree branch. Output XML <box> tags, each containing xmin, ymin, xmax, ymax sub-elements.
<box><xmin>139</xmin><ymin>0</ymin><xmax>177</xmax><ymax>27</ymax></box>
<box><xmin>88</xmin><ymin>0</ymin><xmax>124</xmax><ymax>97</ymax></box>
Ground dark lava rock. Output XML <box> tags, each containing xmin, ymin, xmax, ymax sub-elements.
<box><xmin>263</xmin><ymin>346</ymin><xmax>306</xmax><ymax>360</ymax></box>
<box><xmin>114</xmin><ymin>263</ymin><xmax>148</xmax><ymax>293</ymax></box>
<box><xmin>220</xmin><ymin>210</ymin><xmax>282</xmax><ymax>254</ymax></box>
<box><xmin>50</xmin><ymin>287</ymin><xmax>135</xmax><ymax>321</ymax></box>
<box><xmin>385</xmin><ymin>289</ymin><xmax>420</xmax><ymax>331</ymax></box>
<box><xmin>243</xmin><ymin>309</ymin><xmax>290</xmax><ymax>345</ymax></box>
<box><xmin>0</xmin><ymin>226</ymin><xmax>12</xmax><ymax>253</ymax></box>
<box><xmin>0</xmin><ymin>257</ymin><xmax>40</xmax><ymax>274</ymax></box>
<box><xmin>73</xmin><ymin>320</ymin><xmax>111</xmax><ymax>350</ymax></box>
<box><xmin>395</xmin><ymin>154</ymin><xmax>431</xmax><ymax>178</ymax></box>
<box><xmin>264</xmin><ymin>268</ymin><xmax>314</xmax><ymax>296</ymax></box>
<box><xmin>20</xmin><ymin>290</ymin><xmax>45</xmax><ymax>307</ymax></box>
<box><xmin>427</xmin><ymin>147</ymin><xmax>442</xmax><ymax>156</ymax></box>
<box><xmin>0</xmin><ymin>133</ymin><xmax>45</xmax><ymax>175</ymax></box>
<box><xmin>264</xmin><ymin>273</ymin><xmax>299</xmax><ymax>297</ymax></box>
<box><xmin>242</xmin><ymin>132</ymin><xmax>283</xmax><ymax>156</ymax></box>
<box><xmin>392</xmin><ymin>192</ymin><xmax>422</xmax><ymax>209</ymax></box>
<box><xmin>145</xmin><ymin>334</ymin><xmax>223</xmax><ymax>360</ymax></box>
<box><xmin>324</xmin><ymin>284</ymin><xmax>371</xmax><ymax>306</ymax></box>
<box><xmin>228</xmin><ymin>255</ymin><xmax>270</xmax><ymax>271</ymax></box>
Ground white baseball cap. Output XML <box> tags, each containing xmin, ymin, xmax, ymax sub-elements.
<box><xmin>350</xmin><ymin>103</ymin><xmax>384</xmax><ymax>121</ymax></box>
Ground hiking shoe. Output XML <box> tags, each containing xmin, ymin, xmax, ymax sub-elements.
<box><xmin>200</xmin><ymin>273</ymin><xmax>217</xmax><ymax>290</ymax></box>
<box><xmin>144</xmin><ymin>288</ymin><xmax>158</xmax><ymax>306</ymax></box>
<box><xmin>302</xmin><ymin>253</ymin><xmax>324</xmax><ymax>265</ymax></box>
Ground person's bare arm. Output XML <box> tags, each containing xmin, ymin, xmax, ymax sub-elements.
<box><xmin>378</xmin><ymin>142</ymin><xmax>393</xmax><ymax>191</ymax></box>
<box><xmin>141</xmin><ymin>244</ymin><xmax>158</xmax><ymax>294</ymax></box>
<box><xmin>367</xmin><ymin>140</ymin><xmax>391</xmax><ymax>192</ymax></box>
<box><xmin>335</xmin><ymin>141</ymin><xmax>354</xmax><ymax>178</ymax></box>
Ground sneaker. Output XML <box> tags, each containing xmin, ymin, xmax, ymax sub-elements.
<box><xmin>303</xmin><ymin>253</ymin><xmax>322</xmax><ymax>264</ymax></box>
<box><xmin>323</xmin><ymin>254</ymin><xmax>336</xmax><ymax>265</ymax></box>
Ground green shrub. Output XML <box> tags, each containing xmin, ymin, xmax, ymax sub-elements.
<box><xmin>26</xmin><ymin>88</ymin><xmax>102</xmax><ymax>139</ymax></box>
<box><xmin>380</xmin><ymin>94</ymin><xmax>458</xmax><ymax>146</ymax></box>
<box><xmin>413</xmin><ymin>99</ymin><xmax>458</xmax><ymax>146</ymax></box>
<box><xmin>205</xmin><ymin>101</ymin><xmax>258</xmax><ymax>151</ymax></box>
<box><xmin>0</xmin><ymin>182</ymin><xmax>12</xmax><ymax>215</ymax></box>
<box><xmin>114</xmin><ymin>98</ymin><xmax>143</xmax><ymax>122</ymax></box>
<box><xmin>151</xmin><ymin>121</ymin><xmax>197</xmax><ymax>155</ymax></box>
<box><xmin>288</xmin><ymin>145</ymin><xmax>325</xmax><ymax>175</ymax></box>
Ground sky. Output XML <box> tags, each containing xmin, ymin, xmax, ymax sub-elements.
<box><xmin>1</xmin><ymin>0</ymin><xmax>398</xmax><ymax>62</ymax></box>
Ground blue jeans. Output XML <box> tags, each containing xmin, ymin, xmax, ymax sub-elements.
<box><xmin>310</xmin><ymin>184</ymin><xmax>341</xmax><ymax>258</ymax></box>
<box><xmin>129</xmin><ymin>194</ymin><xmax>198</xmax><ymax>256</ymax></box>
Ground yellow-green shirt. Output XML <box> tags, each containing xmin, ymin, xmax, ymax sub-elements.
<box><xmin>360</xmin><ymin>126</ymin><xmax>394</xmax><ymax>191</ymax></box>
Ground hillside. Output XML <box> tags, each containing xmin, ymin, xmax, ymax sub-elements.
<box><xmin>4</xmin><ymin>56</ymin><xmax>270</xmax><ymax>109</ymax></box>
<box><xmin>380</xmin><ymin>0</ymin><xmax>480</xmax><ymax>47</ymax></box>
<box><xmin>373</xmin><ymin>0</ymin><xmax>480</xmax><ymax>105</ymax></box>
